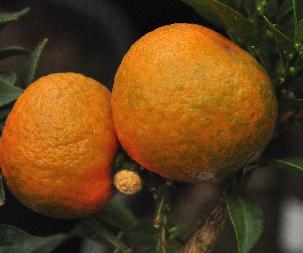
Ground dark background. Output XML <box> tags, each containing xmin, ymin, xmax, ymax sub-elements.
<box><xmin>0</xmin><ymin>1</ymin><xmax>303</xmax><ymax>252</ymax></box>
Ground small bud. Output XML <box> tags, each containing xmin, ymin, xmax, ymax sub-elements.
<box><xmin>289</xmin><ymin>66</ymin><xmax>297</xmax><ymax>76</ymax></box>
<box><xmin>257</xmin><ymin>5</ymin><xmax>264</xmax><ymax>14</ymax></box>
<box><xmin>257</xmin><ymin>0</ymin><xmax>267</xmax><ymax>15</ymax></box>
<box><xmin>114</xmin><ymin>169</ymin><xmax>142</xmax><ymax>195</ymax></box>
<box><xmin>153</xmin><ymin>217</ymin><xmax>161</xmax><ymax>228</ymax></box>
<box><xmin>288</xmin><ymin>53</ymin><xmax>294</xmax><ymax>60</ymax></box>
<box><xmin>266</xmin><ymin>30</ymin><xmax>273</xmax><ymax>38</ymax></box>
<box><xmin>295</xmin><ymin>42</ymin><xmax>302</xmax><ymax>51</ymax></box>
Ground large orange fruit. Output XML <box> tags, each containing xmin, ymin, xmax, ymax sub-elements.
<box><xmin>0</xmin><ymin>73</ymin><xmax>117</xmax><ymax>218</ymax></box>
<box><xmin>111</xmin><ymin>23</ymin><xmax>277</xmax><ymax>182</ymax></box>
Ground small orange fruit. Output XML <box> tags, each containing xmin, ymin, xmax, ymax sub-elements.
<box><xmin>0</xmin><ymin>73</ymin><xmax>117</xmax><ymax>218</ymax></box>
<box><xmin>111</xmin><ymin>23</ymin><xmax>277</xmax><ymax>182</ymax></box>
<box><xmin>114</xmin><ymin>169</ymin><xmax>142</xmax><ymax>195</ymax></box>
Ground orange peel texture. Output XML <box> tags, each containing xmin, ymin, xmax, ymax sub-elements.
<box><xmin>111</xmin><ymin>23</ymin><xmax>277</xmax><ymax>182</ymax></box>
<box><xmin>0</xmin><ymin>73</ymin><xmax>117</xmax><ymax>218</ymax></box>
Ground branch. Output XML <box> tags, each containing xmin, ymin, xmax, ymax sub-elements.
<box><xmin>183</xmin><ymin>195</ymin><xmax>228</xmax><ymax>253</ymax></box>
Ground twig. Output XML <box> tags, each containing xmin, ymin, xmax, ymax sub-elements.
<box><xmin>183</xmin><ymin>194</ymin><xmax>228</xmax><ymax>253</ymax></box>
<box><xmin>154</xmin><ymin>184</ymin><xmax>171</xmax><ymax>253</ymax></box>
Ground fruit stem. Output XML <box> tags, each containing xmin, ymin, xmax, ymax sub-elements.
<box><xmin>183</xmin><ymin>193</ymin><xmax>228</xmax><ymax>253</ymax></box>
<box><xmin>154</xmin><ymin>184</ymin><xmax>171</xmax><ymax>253</ymax></box>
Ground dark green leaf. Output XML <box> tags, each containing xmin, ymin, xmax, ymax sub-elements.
<box><xmin>0</xmin><ymin>72</ymin><xmax>17</xmax><ymax>86</ymax></box>
<box><xmin>0</xmin><ymin>81</ymin><xmax>23</xmax><ymax>107</ymax></box>
<box><xmin>295</xmin><ymin>19</ymin><xmax>303</xmax><ymax>42</ymax></box>
<box><xmin>227</xmin><ymin>189</ymin><xmax>264</xmax><ymax>253</ymax></box>
<box><xmin>25</xmin><ymin>38</ymin><xmax>48</xmax><ymax>86</ymax></box>
<box><xmin>0</xmin><ymin>108</ymin><xmax>10</xmax><ymax>120</ymax></box>
<box><xmin>242</xmin><ymin>0</ymin><xmax>256</xmax><ymax>18</ymax></box>
<box><xmin>0</xmin><ymin>224</ymin><xmax>65</xmax><ymax>253</ymax></box>
<box><xmin>209</xmin><ymin>0</ymin><xmax>257</xmax><ymax>46</ymax></box>
<box><xmin>126</xmin><ymin>222</ymin><xmax>157</xmax><ymax>251</ymax></box>
<box><xmin>295</xmin><ymin>57</ymin><xmax>303</xmax><ymax>68</ymax></box>
<box><xmin>0</xmin><ymin>108</ymin><xmax>10</xmax><ymax>129</ymax></box>
<box><xmin>75</xmin><ymin>218</ymin><xmax>131</xmax><ymax>252</ymax></box>
<box><xmin>220</xmin><ymin>0</ymin><xmax>236</xmax><ymax>7</ymax></box>
<box><xmin>280</xmin><ymin>97</ymin><xmax>303</xmax><ymax>108</ymax></box>
<box><xmin>278</xmin><ymin>91</ymin><xmax>303</xmax><ymax>110</ymax></box>
<box><xmin>263</xmin><ymin>16</ymin><xmax>294</xmax><ymax>53</ymax></box>
<box><xmin>234</xmin><ymin>0</ymin><xmax>243</xmax><ymax>9</ymax></box>
<box><xmin>278</xmin><ymin>0</ymin><xmax>293</xmax><ymax>22</ymax></box>
<box><xmin>181</xmin><ymin>0</ymin><xmax>224</xmax><ymax>27</ymax></box>
<box><xmin>271</xmin><ymin>157</ymin><xmax>303</xmax><ymax>171</ymax></box>
<box><xmin>0</xmin><ymin>8</ymin><xmax>30</xmax><ymax>29</ymax></box>
<box><xmin>0</xmin><ymin>173</ymin><xmax>5</xmax><ymax>206</ymax></box>
<box><xmin>293</xmin><ymin>0</ymin><xmax>303</xmax><ymax>24</ymax></box>
<box><xmin>96</xmin><ymin>199</ymin><xmax>138</xmax><ymax>231</ymax></box>
<box><xmin>168</xmin><ymin>224</ymin><xmax>189</xmax><ymax>239</ymax></box>
<box><xmin>126</xmin><ymin>221</ymin><xmax>183</xmax><ymax>253</ymax></box>
<box><xmin>0</xmin><ymin>47</ymin><xmax>29</xmax><ymax>60</ymax></box>
<box><xmin>254</xmin><ymin>48</ymin><xmax>272</xmax><ymax>74</ymax></box>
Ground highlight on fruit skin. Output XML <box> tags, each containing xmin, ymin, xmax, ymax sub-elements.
<box><xmin>0</xmin><ymin>72</ymin><xmax>117</xmax><ymax>219</ymax></box>
<box><xmin>111</xmin><ymin>23</ymin><xmax>278</xmax><ymax>183</ymax></box>
<box><xmin>114</xmin><ymin>169</ymin><xmax>142</xmax><ymax>195</ymax></box>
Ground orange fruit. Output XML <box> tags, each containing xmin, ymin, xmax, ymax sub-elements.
<box><xmin>111</xmin><ymin>23</ymin><xmax>277</xmax><ymax>182</ymax></box>
<box><xmin>114</xmin><ymin>169</ymin><xmax>142</xmax><ymax>195</ymax></box>
<box><xmin>0</xmin><ymin>73</ymin><xmax>117</xmax><ymax>218</ymax></box>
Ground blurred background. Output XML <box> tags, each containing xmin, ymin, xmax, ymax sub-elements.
<box><xmin>0</xmin><ymin>0</ymin><xmax>303</xmax><ymax>252</ymax></box>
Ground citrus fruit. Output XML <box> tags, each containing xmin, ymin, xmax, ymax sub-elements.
<box><xmin>0</xmin><ymin>73</ymin><xmax>117</xmax><ymax>218</ymax></box>
<box><xmin>114</xmin><ymin>169</ymin><xmax>142</xmax><ymax>195</ymax></box>
<box><xmin>111</xmin><ymin>23</ymin><xmax>277</xmax><ymax>182</ymax></box>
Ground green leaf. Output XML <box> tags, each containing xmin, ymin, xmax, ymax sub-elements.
<box><xmin>168</xmin><ymin>223</ymin><xmax>189</xmax><ymax>239</ymax></box>
<box><xmin>96</xmin><ymin>199</ymin><xmax>138</xmax><ymax>231</ymax></box>
<box><xmin>25</xmin><ymin>38</ymin><xmax>48</xmax><ymax>86</ymax></box>
<box><xmin>0</xmin><ymin>72</ymin><xmax>17</xmax><ymax>86</ymax></box>
<box><xmin>181</xmin><ymin>0</ymin><xmax>224</xmax><ymax>27</ymax></box>
<box><xmin>209</xmin><ymin>0</ymin><xmax>258</xmax><ymax>47</ymax></box>
<box><xmin>0</xmin><ymin>108</ymin><xmax>10</xmax><ymax>130</ymax></box>
<box><xmin>241</xmin><ymin>0</ymin><xmax>257</xmax><ymax>18</ymax></box>
<box><xmin>126</xmin><ymin>222</ymin><xmax>157</xmax><ymax>252</ymax></box>
<box><xmin>263</xmin><ymin>16</ymin><xmax>294</xmax><ymax>53</ymax></box>
<box><xmin>76</xmin><ymin>200</ymin><xmax>138</xmax><ymax>252</ymax></box>
<box><xmin>278</xmin><ymin>0</ymin><xmax>293</xmax><ymax>22</ymax></box>
<box><xmin>280</xmin><ymin>97</ymin><xmax>303</xmax><ymax>109</ymax></box>
<box><xmin>0</xmin><ymin>81</ymin><xmax>23</xmax><ymax>107</ymax></box>
<box><xmin>271</xmin><ymin>157</ymin><xmax>303</xmax><ymax>171</ymax></box>
<box><xmin>0</xmin><ymin>7</ymin><xmax>30</xmax><ymax>29</ymax></box>
<box><xmin>0</xmin><ymin>173</ymin><xmax>5</xmax><ymax>206</ymax></box>
<box><xmin>227</xmin><ymin>189</ymin><xmax>264</xmax><ymax>253</ymax></box>
<box><xmin>295</xmin><ymin>19</ymin><xmax>303</xmax><ymax>42</ymax></box>
<box><xmin>295</xmin><ymin>57</ymin><xmax>303</xmax><ymax>69</ymax></box>
<box><xmin>0</xmin><ymin>108</ymin><xmax>10</xmax><ymax>120</ymax></box>
<box><xmin>278</xmin><ymin>91</ymin><xmax>303</xmax><ymax>110</ymax></box>
<box><xmin>75</xmin><ymin>218</ymin><xmax>131</xmax><ymax>252</ymax></box>
<box><xmin>0</xmin><ymin>47</ymin><xmax>29</xmax><ymax>60</ymax></box>
<box><xmin>293</xmin><ymin>0</ymin><xmax>303</xmax><ymax>24</ymax></box>
<box><xmin>0</xmin><ymin>224</ymin><xmax>65</xmax><ymax>253</ymax></box>
<box><xmin>220</xmin><ymin>0</ymin><xmax>236</xmax><ymax>7</ymax></box>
